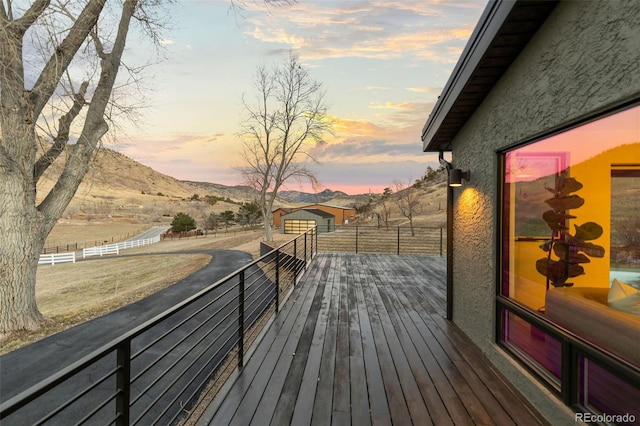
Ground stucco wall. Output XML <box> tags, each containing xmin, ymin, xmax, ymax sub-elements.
<box><xmin>449</xmin><ymin>1</ymin><xmax>640</xmax><ymax>423</ymax></box>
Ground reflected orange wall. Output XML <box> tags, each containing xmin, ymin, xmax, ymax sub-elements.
<box><xmin>513</xmin><ymin>143</ymin><xmax>640</xmax><ymax>306</ymax></box>
<box><xmin>568</xmin><ymin>143</ymin><xmax>639</xmax><ymax>286</ymax></box>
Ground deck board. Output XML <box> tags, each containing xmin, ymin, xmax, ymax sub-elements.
<box><xmin>201</xmin><ymin>253</ymin><xmax>549</xmax><ymax>426</ymax></box>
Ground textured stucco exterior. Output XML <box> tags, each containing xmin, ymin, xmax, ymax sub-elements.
<box><xmin>448</xmin><ymin>1</ymin><xmax>640</xmax><ymax>424</ymax></box>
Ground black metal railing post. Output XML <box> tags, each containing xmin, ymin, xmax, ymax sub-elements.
<box><xmin>293</xmin><ymin>238</ymin><xmax>298</xmax><ymax>284</ymax></box>
<box><xmin>115</xmin><ymin>341</ymin><xmax>131</xmax><ymax>426</ymax></box>
<box><xmin>397</xmin><ymin>227</ymin><xmax>400</xmax><ymax>255</ymax></box>
<box><xmin>1</xmin><ymin>230</ymin><xmax>331</xmax><ymax>426</ymax></box>
<box><xmin>355</xmin><ymin>226</ymin><xmax>359</xmax><ymax>254</ymax></box>
<box><xmin>238</xmin><ymin>270</ymin><xmax>245</xmax><ymax>369</ymax></box>
<box><xmin>275</xmin><ymin>250</ymin><xmax>280</xmax><ymax>313</ymax></box>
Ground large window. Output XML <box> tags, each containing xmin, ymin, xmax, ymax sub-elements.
<box><xmin>499</xmin><ymin>104</ymin><xmax>640</xmax><ymax>418</ymax></box>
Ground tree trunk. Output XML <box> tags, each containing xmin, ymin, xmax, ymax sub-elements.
<box><xmin>264</xmin><ymin>209</ymin><xmax>274</xmax><ymax>242</ymax></box>
<box><xmin>0</xmin><ymin>174</ymin><xmax>46</xmax><ymax>333</ymax></box>
<box><xmin>0</xmin><ymin>0</ymin><xmax>136</xmax><ymax>333</ymax></box>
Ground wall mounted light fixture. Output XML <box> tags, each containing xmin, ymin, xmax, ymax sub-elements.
<box><xmin>448</xmin><ymin>169</ymin><xmax>470</xmax><ymax>187</ymax></box>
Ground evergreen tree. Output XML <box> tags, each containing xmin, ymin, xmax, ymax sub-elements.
<box><xmin>171</xmin><ymin>212</ymin><xmax>196</xmax><ymax>233</ymax></box>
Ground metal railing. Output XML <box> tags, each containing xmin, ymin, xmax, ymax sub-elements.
<box><xmin>317</xmin><ymin>225</ymin><xmax>446</xmax><ymax>255</ymax></box>
<box><xmin>0</xmin><ymin>227</ymin><xmax>317</xmax><ymax>426</ymax></box>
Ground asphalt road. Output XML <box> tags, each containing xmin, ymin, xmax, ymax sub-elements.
<box><xmin>125</xmin><ymin>225</ymin><xmax>170</xmax><ymax>241</ymax></box>
<box><xmin>0</xmin><ymin>247</ymin><xmax>274</xmax><ymax>425</ymax></box>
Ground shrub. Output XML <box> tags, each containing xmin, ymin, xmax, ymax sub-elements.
<box><xmin>171</xmin><ymin>212</ymin><xmax>196</xmax><ymax>232</ymax></box>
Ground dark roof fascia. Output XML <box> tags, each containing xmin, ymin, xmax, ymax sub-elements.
<box><xmin>421</xmin><ymin>1</ymin><xmax>516</xmax><ymax>151</ymax></box>
<box><xmin>421</xmin><ymin>0</ymin><xmax>558</xmax><ymax>152</ymax></box>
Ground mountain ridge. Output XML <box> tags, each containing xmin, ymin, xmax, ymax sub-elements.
<box><xmin>37</xmin><ymin>147</ymin><xmax>371</xmax><ymax>214</ymax></box>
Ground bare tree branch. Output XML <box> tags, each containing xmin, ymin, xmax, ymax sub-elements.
<box><xmin>0</xmin><ymin>2</ymin><xmax>9</xmax><ymax>21</ymax></box>
<box><xmin>1</xmin><ymin>0</ymin><xmax>170</xmax><ymax>333</ymax></box>
<box><xmin>237</xmin><ymin>52</ymin><xmax>332</xmax><ymax>241</ymax></box>
<box><xmin>29</xmin><ymin>0</ymin><xmax>106</xmax><ymax>119</ymax></box>
<box><xmin>393</xmin><ymin>179</ymin><xmax>420</xmax><ymax>237</ymax></box>
<box><xmin>12</xmin><ymin>0</ymin><xmax>49</xmax><ymax>33</ymax></box>
<box><xmin>33</xmin><ymin>80</ymin><xmax>88</xmax><ymax>181</ymax></box>
<box><xmin>38</xmin><ymin>0</ymin><xmax>137</xmax><ymax>222</ymax></box>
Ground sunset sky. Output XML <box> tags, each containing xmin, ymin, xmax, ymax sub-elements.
<box><xmin>112</xmin><ymin>0</ymin><xmax>488</xmax><ymax>195</ymax></box>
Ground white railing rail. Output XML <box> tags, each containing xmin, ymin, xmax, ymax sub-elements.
<box><xmin>82</xmin><ymin>245</ymin><xmax>120</xmax><ymax>258</ymax></box>
<box><xmin>39</xmin><ymin>235</ymin><xmax>162</xmax><ymax>265</ymax></box>
<box><xmin>83</xmin><ymin>235</ymin><xmax>160</xmax><ymax>258</ymax></box>
<box><xmin>38</xmin><ymin>252</ymin><xmax>76</xmax><ymax>266</ymax></box>
<box><xmin>114</xmin><ymin>235</ymin><xmax>160</xmax><ymax>250</ymax></box>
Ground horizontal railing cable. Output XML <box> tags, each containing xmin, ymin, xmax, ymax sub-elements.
<box><xmin>1</xmin><ymin>227</ymin><xmax>317</xmax><ymax>425</ymax></box>
<box><xmin>130</xmin><ymin>304</ymin><xmax>240</xmax><ymax>404</ymax></box>
<box><xmin>130</xmin><ymin>286</ymin><xmax>239</xmax><ymax>363</ymax></box>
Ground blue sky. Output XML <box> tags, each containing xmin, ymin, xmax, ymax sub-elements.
<box><xmin>114</xmin><ymin>0</ymin><xmax>487</xmax><ymax>194</ymax></box>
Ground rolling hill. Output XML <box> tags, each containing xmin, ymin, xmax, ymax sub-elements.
<box><xmin>35</xmin><ymin>148</ymin><xmax>372</xmax><ymax>222</ymax></box>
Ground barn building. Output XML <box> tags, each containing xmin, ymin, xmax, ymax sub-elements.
<box><xmin>280</xmin><ymin>209</ymin><xmax>335</xmax><ymax>234</ymax></box>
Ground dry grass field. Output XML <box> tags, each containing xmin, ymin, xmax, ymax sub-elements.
<box><xmin>44</xmin><ymin>219</ymin><xmax>151</xmax><ymax>249</ymax></box>
<box><xmin>0</xmin><ymin>229</ymin><xmax>279</xmax><ymax>355</ymax></box>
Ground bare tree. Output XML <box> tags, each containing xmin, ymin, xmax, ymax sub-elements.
<box><xmin>237</xmin><ymin>52</ymin><xmax>332</xmax><ymax>242</ymax></box>
<box><xmin>393</xmin><ymin>179</ymin><xmax>421</xmax><ymax>237</ymax></box>
<box><xmin>0</xmin><ymin>0</ymin><xmax>166</xmax><ymax>333</ymax></box>
<box><xmin>377</xmin><ymin>187</ymin><xmax>393</xmax><ymax>230</ymax></box>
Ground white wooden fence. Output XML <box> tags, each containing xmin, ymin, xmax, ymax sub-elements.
<box><xmin>38</xmin><ymin>252</ymin><xmax>76</xmax><ymax>266</ymax></box>
<box><xmin>82</xmin><ymin>235</ymin><xmax>161</xmax><ymax>258</ymax></box>
<box><xmin>38</xmin><ymin>235</ymin><xmax>161</xmax><ymax>266</ymax></box>
<box><xmin>82</xmin><ymin>245</ymin><xmax>120</xmax><ymax>257</ymax></box>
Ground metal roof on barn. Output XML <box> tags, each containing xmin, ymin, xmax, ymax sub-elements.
<box><xmin>300</xmin><ymin>203</ymin><xmax>354</xmax><ymax>210</ymax></box>
<box><xmin>296</xmin><ymin>208</ymin><xmax>335</xmax><ymax>219</ymax></box>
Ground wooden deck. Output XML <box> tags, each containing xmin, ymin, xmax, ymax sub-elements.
<box><xmin>199</xmin><ymin>253</ymin><xmax>548</xmax><ymax>425</ymax></box>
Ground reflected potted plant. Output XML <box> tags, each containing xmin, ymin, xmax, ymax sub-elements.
<box><xmin>536</xmin><ymin>171</ymin><xmax>606</xmax><ymax>299</ymax></box>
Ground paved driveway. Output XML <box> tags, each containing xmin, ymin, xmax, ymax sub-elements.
<box><xmin>125</xmin><ymin>225</ymin><xmax>170</xmax><ymax>241</ymax></box>
<box><xmin>0</xmin><ymin>248</ymin><xmax>266</xmax><ymax>425</ymax></box>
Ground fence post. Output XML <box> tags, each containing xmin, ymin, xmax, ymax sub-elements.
<box><xmin>115</xmin><ymin>341</ymin><xmax>131</xmax><ymax>426</ymax></box>
<box><xmin>397</xmin><ymin>227</ymin><xmax>400</xmax><ymax>255</ymax></box>
<box><xmin>304</xmin><ymin>231</ymin><xmax>307</xmax><ymax>269</ymax></box>
<box><xmin>310</xmin><ymin>228</ymin><xmax>314</xmax><ymax>257</ymax></box>
<box><xmin>275</xmin><ymin>250</ymin><xmax>280</xmax><ymax>313</ymax></box>
<box><xmin>238</xmin><ymin>270</ymin><xmax>245</xmax><ymax>369</ymax></box>
<box><xmin>440</xmin><ymin>227</ymin><xmax>443</xmax><ymax>257</ymax></box>
<box><xmin>293</xmin><ymin>239</ymin><xmax>298</xmax><ymax>284</ymax></box>
<box><xmin>355</xmin><ymin>226</ymin><xmax>359</xmax><ymax>254</ymax></box>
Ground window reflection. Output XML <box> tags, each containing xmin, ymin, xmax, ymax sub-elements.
<box><xmin>502</xmin><ymin>106</ymin><xmax>640</xmax><ymax>311</ymax></box>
